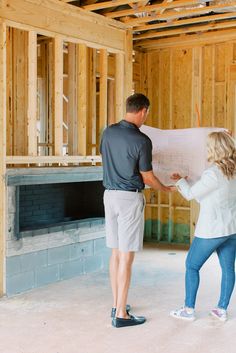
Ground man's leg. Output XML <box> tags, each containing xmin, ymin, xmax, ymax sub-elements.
<box><xmin>116</xmin><ymin>251</ymin><xmax>135</xmax><ymax>318</ymax></box>
<box><xmin>109</xmin><ymin>248</ymin><xmax>119</xmax><ymax>308</ymax></box>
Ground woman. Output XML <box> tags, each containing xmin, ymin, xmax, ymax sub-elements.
<box><xmin>170</xmin><ymin>131</ymin><xmax>236</xmax><ymax>322</ymax></box>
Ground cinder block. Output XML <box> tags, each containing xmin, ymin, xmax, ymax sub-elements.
<box><xmin>6</xmin><ymin>270</ymin><xmax>35</xmax><ymax>296</ymax></box>
<box><xmin>48</xmin><ymin>245</ymin><xmax>70</xmax><ymax>265</ymax></box>
<box><xmin>60</xmin><ymin>259</ymin><xmax>84</xmax><ymax>280</ymax></box>
<box><xmin>8</xmin><ymin>186</ymin><xmax>16</xmax><ymax>213</ymax></box>
<box><xmin>93</xmin><ymin>237</ymin><xmax>106</xmax><ymax>254</ymax></box>
<box><xmin>35</xmin><ymin>265</ymin><xmax>59</xmax><ymax>287</ymax></box>
<box><xmin>6</xmin><ymin>256</ymin><xmax>21</xmax><ymax>276</ymax></box>
<box><xmin>84</xmin><ymin>254</ymin><xmax>103</xmax><ymax>274</ymax></box>
<box><xmin>20</xmin><ymin>250</ymin><xmax>48</xmax><ymax>271</ymax></box>
<box><xmin>69</xmin><ymin>241</ymin><xmax>93</xmax><ymax>260</ymax></box>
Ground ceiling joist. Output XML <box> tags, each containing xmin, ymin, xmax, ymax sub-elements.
<box><xmin>57</xmin><ymin>1</ymin><xmax>236</xmax><ymax>49</ymax></box>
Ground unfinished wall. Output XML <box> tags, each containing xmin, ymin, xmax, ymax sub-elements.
<box><xmin>134</xmin><ymin>39</ymin><xmax>236</xmax><ymax>243</ymax></box>
<box><xmin>0</xmin><ymin>0</ymin><xmax>133</xmax><ymax>296</ymax></box>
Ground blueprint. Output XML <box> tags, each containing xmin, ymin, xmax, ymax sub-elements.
<box><xmin>140</xmin><ymin>126</ymin><xmax>225</xmax><ymax>185</ymax></box>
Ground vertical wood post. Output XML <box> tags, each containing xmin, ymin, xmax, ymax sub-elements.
<box><xmin>77</xmin><ymin>44</ymin><xmax>88</xmax><ymax>156</ymax></box>
<box><xmin>0</xmin><ymin>19</ymin><xmax>6</xmax><ymax>296</ymax></box>
<box><xmin>53</xmin><ymin>36</ymin><xmax>63</xmax><ymax>156</ymax></box>
<box><xmin>27</xmin><ymin>30</ymin><xmax>37</xmax><ymax>156</ymax></box>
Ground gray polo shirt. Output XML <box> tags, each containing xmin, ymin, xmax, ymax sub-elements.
<box><xmin>100</xmin><ymin>120</ymin><xmax>152</xmax><ymax>191</ymax></box>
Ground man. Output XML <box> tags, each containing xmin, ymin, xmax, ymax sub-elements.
<box><xmin>100</xmin><ymin>93</ymin><xmax>172</xmax><ymax>328</ymax></box>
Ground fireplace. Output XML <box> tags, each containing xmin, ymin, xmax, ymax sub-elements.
<box><xmin>19</xmin><ymin>181</ymin><xmax>105</xmax><ymax>234</ymax></box>
<box><xmin>6</xmin><ymin>167</ymin><xmax>109</xmax><ymax>296</ymax></box>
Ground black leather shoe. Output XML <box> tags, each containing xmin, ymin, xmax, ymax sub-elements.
<box><xmin>112</xmin><ymin>314</ymin><xmax>146</xmax><ymax>328</ymax></box>
<box><xmin>111</xmin><ymin>304</ymin><xmax>131</xmax><ymax>318</ymax></box>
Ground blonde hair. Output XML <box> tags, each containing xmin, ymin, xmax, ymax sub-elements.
<box><xmin>207</xmin><ymin>131</ymin><xmax>236</xmax><ymax>179</ymax></box>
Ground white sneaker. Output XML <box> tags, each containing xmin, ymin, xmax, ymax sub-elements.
<box><xmin>210</xmin><ymin>307</ymin><xmax>227</xmax><ymax>322</ymax></box>
<box><xmin>170</xmin><ymin>306</ymin><xmax>196</xmax><ymax>321</ymax></box>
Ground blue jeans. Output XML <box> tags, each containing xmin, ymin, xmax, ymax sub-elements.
<box><xmin>185</xmin><ymin>234</ymin><xmax>236</xmax><ymax>309</ymax></box>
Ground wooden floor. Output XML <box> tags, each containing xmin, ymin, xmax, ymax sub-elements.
<box><xmin>0</xmin><ymin>244</ymin><xmax>235</xmax><ymax>353</ymax></box>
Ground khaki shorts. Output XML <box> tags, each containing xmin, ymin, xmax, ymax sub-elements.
<box><xmin>103</xmin><ymin>190</ymin><xmax>145</xmax><ymax>252</ymax></box>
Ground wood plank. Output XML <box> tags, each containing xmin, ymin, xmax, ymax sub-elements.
<box><xmin>6</xmin><ymin>155</ymin><xmax>102</xmax><ymax>164</ymax></box>
<box><xmin>201</xmin><ymin>45</ymin><xmax>214</xmax><ymax>127</ymax></box>
<box><xmin>159</xmin><ymin>49</ymin><xmax>171</xmax><ymax>129</ymax></box>
<box><xmin>6</xmin><ymin>27</ymin><xmax>13</xmax><ymax>156</ymax></box>
<box><xmin>67</xmin><ymin>42</ymin><xmax>77</xmax><ymax>155</ymax></box>
<box><xmin>12</xmin><ymin>29</ymin><xmax>28</xmax><ymax>155</ymax></box>
<box><xmin>27</xmin><ymin>31</ymin><xmax>37</xmax><ymax>156</ymax></box>
<box><xmin>88</xmin><ymin>48</ymin><xmax>97</xmax><ymax>155</ymax></box>
<box><xmin>53</xmin><ymin>37</ymin><xmax>63</xmax><ymax>156</ymax></box>
<box><xmin>134</xmin><ymin>20</ymin><xmax>236</xmax><ymax>41</ymax></box>
<box><xmin>83</xmin><ymin>0</ymin><xmax>139</xmax><ymax>11</ymax></box>
<box><xmin>106</xmin><ymin>0</ymin><xmax>203</xmax><ymax>18</ymax></box>
<box><xmin>77</xmin><ymin>44</ymin><xmax>88</xmax><ymax>156</ymax></box>
<box><xmin>172</xmin><ymin>48</ymin><xmax>192</xmax><ymax>128</ymax></box>
<box><xmin>134</xmin><ymin>28</ymin><xmax>236</xmax><ymax>50</ymax></box>
<box><xmin>0</xmin><ymin>19</ymin><xmax>6</xmax><ymax>296</ymax></box>
<box><xmin>0</xmin><ymin>0</ymin><xmax>126</xmax><ymax>52</ymax></box>
<box><xmin>124</xmin><ymin>29</ymin><xmax>133</xmax><ymax>100</ymax></box>
<box><xmin>115</xmin><ymin>52</ymin><xmax>125</xmax><ymax>122</ymax></box>
<box><xmin>124</xmin><ymin>2</ymin><xmax>236</xmax><ymax>26</ymax></box>
<box><xmin>191</xmin><ymin>47</ymin><xmax>202</xmax><ymax>127</ymax></box>
<box><xmin>99</xmin><ymin>49</ymin><xmax>108</xmax><ymax>141</ymax></box>
<box><xmin>134</xmin><ymin>12</ymin><xmax>236</xmax><ymax>32</ymax></box>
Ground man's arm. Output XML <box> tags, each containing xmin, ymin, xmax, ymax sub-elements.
<box><xmin>140</xmin><ymin>170</ymin><xmax>174</xmax><ymax>192</ymax></box>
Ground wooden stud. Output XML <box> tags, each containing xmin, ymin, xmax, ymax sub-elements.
<box><xmin>77</xmin><ymin>44</ymin><xmax>88</xmax><ymax>156</ymax></box>
<box><xmin>106</xmin><ymin>0</ymin><xmax>200</xmax><ymax>18</ymax></box>
<box><xmin>99</xmin><ymin>49</ymin><xmax>108</xmax><ymax>142</ymax></box>
<box><xmin>83</xmin><ymin>0</ymin><xmax>139</xmax><ymax>11</ymax></box>
<box><xmin>0</xmin><ymin>19</ymin><xmax>6</xmax><ymax>296</ymax></box>
<box><xmin>27</xmin><ymin>31</ymin><xmax>37</xmax><ymax>156</ymax></box>
<box><xmin>53</xmin><ymin>36</ymin><xmax>63</xmax><ymax>156</ymax></box>
<box><xmin>67</xmin><ymin>42</ymin><xmax>77</xmax><ymax>155</ymax></box>
<box><xmin>124</xmin><ymin>29</ymin><xmax>133</xmax><ymax>100</ymax></box>
<box><xmin>115</xmin><ymin>52</ymin><xmax>124</xmax><ymax>122</ymax></box>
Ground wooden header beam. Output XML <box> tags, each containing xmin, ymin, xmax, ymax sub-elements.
<box><xmin>0</xmin><ymin>0</ymin><xmax>127</xmax><ymax>53</ymax></box>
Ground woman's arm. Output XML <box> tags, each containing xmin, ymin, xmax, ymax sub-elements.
<box><xmin>174</xmin><ymin>169</ymin><xmax>218</xmax><ymax>202</ymax></box>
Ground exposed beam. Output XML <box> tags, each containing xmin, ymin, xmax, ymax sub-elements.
<box><xmin>134</xmin><ymin>20</ymin><xmax>236</xmax><ymax>41</ymax></box>
<box><xmin>123</xmin><ymin>2</ymin><xmax>236</xmax><ymax>26</ymax></box>
<box><xmin>0</xmin><ymin>0</ymin><xmax>126</xmax><ymax>53</ymax></box>
<box><xmin>133</xmin><ymin>12</ymin><xmax>236</xmax><ymax>32</ymax></box>
<box><xmin>134</xmin><ymin>27</ymin><xmax>236</xmax><ymax>49</ymax></box>
<box><xmin>105</xmin><ymin>0</ymin><xmax>205</xmax><ymax>18</ymax></box>
<box><xmin>83</xmin><ymin>0</ymin><xmax>140</xmax><ymax>11</ymax></box>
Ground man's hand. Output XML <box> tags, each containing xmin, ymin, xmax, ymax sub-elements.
<box><xmin>171</xmin><ymin>173</ymin><xmax>188</xmax><ymax>182</ymax></box>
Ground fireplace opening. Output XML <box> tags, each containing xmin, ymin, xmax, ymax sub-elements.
<box><xmin>19</xmin><ymin>181</ymin><xmax>105</xmax><ymax>232</ymax></box>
